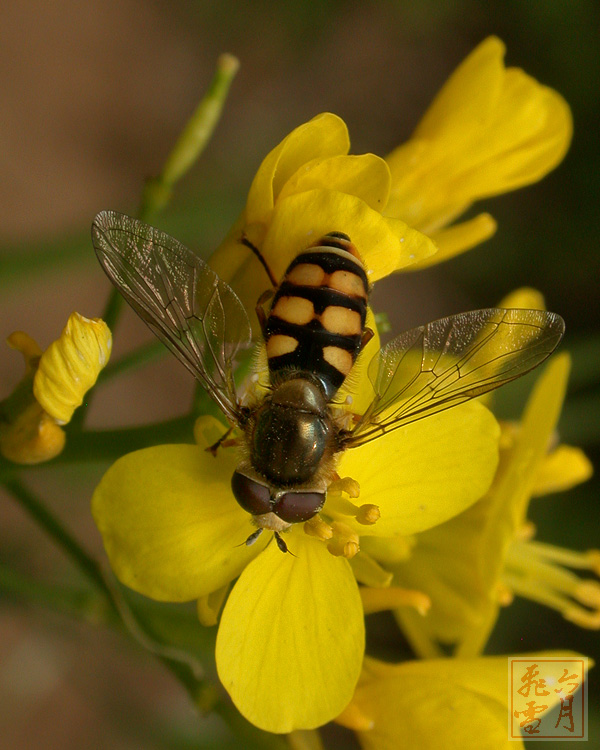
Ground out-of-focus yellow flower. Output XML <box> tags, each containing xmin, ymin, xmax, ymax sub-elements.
<box><xmin>386</xmin><ymin>36</ymin><xmax>572</xmax><ymax>267</ymax></box>
<box><xmin>0</xmin><ymin>312</ymin><xmax>112</xmax><ymax>464</ymax></box>
<box><xmin>390</xmin><ymin>326</ymin><xmax>595</xmax><ymax>658</ymax></box>
<box><xmin>337</xmin><ymin>652</ymin><xmax>590</xmax><ymax>750</ymax></box>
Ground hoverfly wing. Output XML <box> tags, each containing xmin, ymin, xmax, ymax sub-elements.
<box><xmin>343</xmin><ymin>308</ymin><xmax>565</xmax><ymax>448</ymax></box>
<box><xmin>92</xmin><ymin>210</ymin><xmax>251</xmax><ymax>423</ymax></box>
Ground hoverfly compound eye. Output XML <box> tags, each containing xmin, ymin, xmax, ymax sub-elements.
<box><xmin>231</xmin><ymin>471</ymin><xmax>271</xmax><ymax>516</ymax></box>
<box><xmin>273</xmin><ymin>491</ymin><xmax>325</xmax><ymax>524</ymax></box>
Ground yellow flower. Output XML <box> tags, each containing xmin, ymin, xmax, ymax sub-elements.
<box><xmin>209</xmin><ymin>37</ymin><xmax>571</xmax><ymax>315</ymax></box>
<box><xmin>389</xmin><ymin>335</ymin><xmax>595</xmax><ymax>659</ymax></box>
<box><xmin>385</xmin><ymin>36</ymin><xmax>572</xmax><ymax>266</ymax></box>
<box><xmin>0</xmin><ymin>312</ymin><xmax>112</xmax><ymax>464</ymax></box>
<box><xmin>209</xmin><ymin>112</ymin><xmax>438</xmax><ymax>314</ymax></box>
<box><xmin>337</xmin><ymin>652</ymin><xmax>590</xmax><ymax>750</ymax></box>
<box><xmin>92</xmin><ymin>341</ymin><xmax>499</xmax><ymax>732</ymax></box>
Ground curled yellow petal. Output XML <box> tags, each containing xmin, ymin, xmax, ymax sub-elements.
<box><xmin>34</xmin><ymin>312</ymin><xmax>112</xmax><ymax>424</ymax></box>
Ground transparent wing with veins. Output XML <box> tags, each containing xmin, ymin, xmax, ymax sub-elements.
<box><xmin>343</xmin><ymin>308</ymin><xmax>565</xmax><ymax>448</ymax></box>
<box><xmin>92</xmin><ymin>210</ymin><xmax>251</xmax><ymax>424</ymax></box>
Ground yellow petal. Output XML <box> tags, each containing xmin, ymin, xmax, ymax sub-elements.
<box><xmin>216</xmin><ymin>531</ymin><xmax>364</xmax><ymax>733</ymax></box>
<box><xmin>498</xmin><ymin>287</ymin><xmax>546</xmax><ymax>310</ymax></box>
<box><xmin>394</xmin><ymin>353</ymin><xmax>574</xmax><ymax>655</ymax></box>
<box><xmin>336</xmin><ymin>401</ymin><xmax>499</xmax><ymax>537</ymax></box>
<box><xmin>246</xmin><ymin>113</ymin><xmax>350</xmax><ymax>226</ymax></box>
<box><xmin>92</xmin><ymin>444</ymin><xmax>266</xmax><ymax>602</ymax></box>
<box><xmin>385</xmin><ymin>36</ymin><xmax>572</xmax><ymax>238</ymax></box>
<box><xmin>197</xmin><ymin>584</ymin><xmax>230</xmax><ymax>627</ymax></box>
<box><xmin>350</xmin><ymin>652</ymin><xmax>584</xmax><ymax>750</ymax></box>
<box><xmin>34</xmin><ymin>312</ymin><xmax>112</xmax><ymax>424</ymax></box>
<box><xmin>0</xmin><ymin>401</ymin><xmax>65</xmax><ymax>464</ymax></box>
<box><xmin>413</xmin><ymin>37</ymin><xmax>507</xmax><ymax>143</ymax></box>
<box><xmin>6</xmin><ymin>331</ymin><xmax>42</xmax><ymax>370</ymax></box>
<box><xmin>410</xmin><ymin>213</ymin><xmax>497</xmax><ymax>269</ymax></box>
<box><xmin>278</xmin><ymin>153</ymin><xmax>391</xmax><ymax>213</ymax></box>
<box><xmin>533</xmin><ymin>445</ymin><xmax>593</xmax><ymax>496</ymax></box>
<box><xmin>263</xmin><ymin>189</ymin><xmax>436</xmax><ymax>283</ymax></box>
<box><xmin>499</xmin><ymin>353</ymin><xmax>571</xmax><ymax>529</ymax></box>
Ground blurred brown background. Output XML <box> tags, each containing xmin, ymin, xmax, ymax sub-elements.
<box><xmin>1</xmin><ymin>1</ymin><xmax>599</xmax><ymax>748</ymax></box>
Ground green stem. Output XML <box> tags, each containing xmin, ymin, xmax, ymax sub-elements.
<box><xmin>3</xmin><ymin>476</ymin><xmax>107</xmax><ymax>592</ymax></box>
<box><xmin>0</xmin><ymin>563</ymin><xmax>113</xmax><ymax>625</ymax></box>
<box><xmin>79</xmin><ymin>53</ymin><xmax>239</xmax><ymax>429</ymax></box>
<box><xmin>0</xmin><ymin>416</ymin><xmax>198</xmax><ymax>481</ymax></box>
<box><xmin>139</xmin><ymin>53</ymin><xmax>240</xmax><ymax>222</ymax></box>
<box><xmin>98</xmin><ymin>339</ymin><xmax>168</xmax><ymax>383</ymax></box>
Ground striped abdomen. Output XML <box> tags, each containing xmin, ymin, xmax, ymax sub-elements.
<box><xmin>264</xmin><ymin>233</ymin><xmax>369</xmax><ymax>399</ymax></box>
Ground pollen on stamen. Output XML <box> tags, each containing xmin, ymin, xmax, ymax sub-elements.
<box><xmin>355</xmin><ymin>504</ymin><xmax>380</xmax><ymax>525</ymax></box>
<box><xmin>303</xmin><ymin>515</ymin><xmax>333</xmax><ymax>541</ymax></box>
<box><xmin>327</xmin><ymin>521</ymin><xmax>360</xmax><ymax>559</ymax></box>
<box><xmin>328</xmin><ymin>476</ymin><xmax>360</xmax><ymax>498</ymax></box>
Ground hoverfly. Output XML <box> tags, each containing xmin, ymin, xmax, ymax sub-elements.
<box><xmin>92</xmin><ymin>210</ymin><xmax>565</xmax><ymax>552</ymax></box>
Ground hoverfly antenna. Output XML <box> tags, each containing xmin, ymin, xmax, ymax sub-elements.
<box><xmin>274</xmin><ymin>531</ymin><xmax>296</xmax><ymax>556</ymax></box>
<box><xmin>244</xmin><ymin>528</ymin><xmax>264</xmax><ymax>547</ymax></box>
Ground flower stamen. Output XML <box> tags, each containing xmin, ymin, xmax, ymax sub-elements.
<box><xmin>361</xmin><ymin>585</ymin><xmax>431</xmax><ymax>616</ymax></box>
<box><xmin>327</xmin><ymin>521</ymin><xmax>360</xmax><ymax>559</ymax></box>
<box><xmin>303</xmin><ymin>515</ymin><xmax>333</xmax><ymax>541</ymax></box>
<box><xmin>503</xmin><ymin>539</ymin><xmax>600</xmax><ymax>629</ymax></box>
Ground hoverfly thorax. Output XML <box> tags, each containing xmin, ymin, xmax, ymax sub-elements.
<box><xmin>249</xmin><ymin>378</ymin><xmax>333</xmax><ymax>485</ymax></box>
<box><xmin>93</xmin><ymin>210</ymin><xmax>565</xmax><ymax>554</ymax></box>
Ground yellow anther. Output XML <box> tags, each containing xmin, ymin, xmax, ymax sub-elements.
<box><xmin>328</xmin><ymin>476</ymin><xmax>360</xmax><ymax>498</ymax></box>
<box><xmin>515</xmin><ymin>521</ymin><xmax>536</xmax><ymax>542</ymax></box>
<box><xmin>360</xmin><ymin>586</ymin><xmax>431</xmax><ymax>616</ymax></box>
<box><xmin>327</xmin><ymin>522</ymin><xmax>360</xmax><ymax>559</ymax></box>
<box><xmin>564</xmin><ymin>607</ymin><xmax>600</xmax><ymax>630</ymax></box>
<box><xmin>303</xmin><ymin>516</ymin><xmax>333</xmax><ymax>541</ymax></box>
<box><xmin>574</xmin><ymin>580</ymin><xmax>600</xmax><ymax>609</ymax></box>
<box><xmin>498</xmin><ymin>420</ymin><xmax>520</xmax><ymax>450</ymax></box>
<box><xmin>496</xmin><ymin>582</ymin><xmax>514</xmax><ymax>606</ymax></box>
<box><xmin>587</xmin><ymin>550</ymin><xmax>600</xmax><ymax>577</ymax></box>
<box><xmin>355</xmin><ymin>504</ymin><xmax>380</xmax><ymax>525</ymax></box>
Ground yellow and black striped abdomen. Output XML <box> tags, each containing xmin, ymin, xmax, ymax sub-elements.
<box><xmin>264</xmin><ymin>233</ymin><xmax>369</xmax><ymax>399</ymax></box>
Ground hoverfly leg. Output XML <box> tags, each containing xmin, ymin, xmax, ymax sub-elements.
<box><xmin>240</xmin><ymin>235</ymin><xmax>278</xmax><ymax>288</ymax></box>
<box><xmin>205</xmin><ymin>425</ymin><xmax>235</xmax><ymax>457</ymax></box>
<box><xmin>361</xmin><ymin>327</ymin><xmax>374</xmax><ymax>350</ymax></box>
<box><xmin>255</xmin><ymin>288</ymin><xmax>275</xmax><ymax>337</ymax></box>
